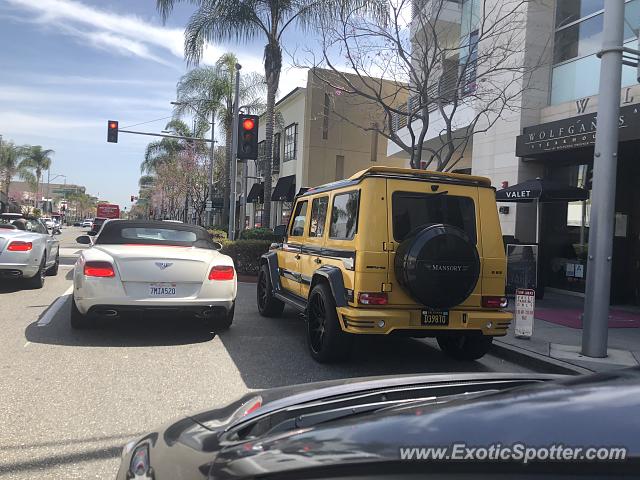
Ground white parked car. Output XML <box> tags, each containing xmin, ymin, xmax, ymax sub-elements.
<box><xmin>71</xmin><ymin>220</ymin><xmax>237</xmax><ymax>330</ymax></box>
<box><xmin>0</xmin><ymin>213</ymin><xmax>60</xmax><ymax>288</ymax></box>
<box><xmin>81</xmin><ymin>219</ymin><xmax>93</xmax><ymax>228</ymax></box>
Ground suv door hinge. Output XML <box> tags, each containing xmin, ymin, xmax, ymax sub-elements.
<box><xmin>382</xmin><ymin>283</ymin><xmax>392</xmax><ymax>292</ymax></box>
<box><xmin>383</xmin><ymin>242</ymin><xmax>395</xmax><ymax>252</ymax></box>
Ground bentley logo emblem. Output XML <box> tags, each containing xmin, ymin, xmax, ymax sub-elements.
<box><xmin>155</xmin><ymin>262</ymin><xmax>173</xmax><ymax>270</ymax></box>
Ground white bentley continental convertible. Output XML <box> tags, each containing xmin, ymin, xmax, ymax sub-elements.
<box><xmin>72</xmin><ymin>220</ymin><xmax>236</xmax><ymax>330</ymax></box>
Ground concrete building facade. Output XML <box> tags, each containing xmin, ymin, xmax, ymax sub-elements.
<box><xmin>243</xmin><ymin>68</ymin><xmax>408</xmax><ymax>228</ymax></box>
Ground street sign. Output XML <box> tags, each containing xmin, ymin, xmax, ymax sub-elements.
<box><xmin>515</xmin><ymin>288</ymin><xmax>535</xmax><ymax>339</ymax></box>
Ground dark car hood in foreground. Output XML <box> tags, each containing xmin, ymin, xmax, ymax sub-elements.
<box><xmin>118</xmin><ymin>369</ymin><xmax>640</xmax><ymax>479</ymax></box>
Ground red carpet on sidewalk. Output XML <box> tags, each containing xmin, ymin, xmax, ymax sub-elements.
<box><xmin>535</xmin><ymin>308</ymin><xmax>640</xmax><ymax>329</ymax></box>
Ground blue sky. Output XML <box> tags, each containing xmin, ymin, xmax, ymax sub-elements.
<box><xmin>0</xmin><ymin>0</ymin><xmax>309</xmax><ymax>209</ymax></box>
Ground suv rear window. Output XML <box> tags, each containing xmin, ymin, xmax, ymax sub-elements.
<box><xmin>392</xmin><ymin>192</ymin><xmax>477</xmax><ymax>243</ymax></box>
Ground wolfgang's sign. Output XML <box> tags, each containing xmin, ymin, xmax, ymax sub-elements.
<box><xmin>516</xmin><ymin>102</ymin><xmax>640</xmax><ymax>157</ymax></box>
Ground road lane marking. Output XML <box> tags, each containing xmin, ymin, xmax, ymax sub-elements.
<box><xmin>37</xmin><ymin>286</ymin><xmax>74</xmax><ymax>327</ymax></box>
<box><xmin>24</xmin><ymin>341</ymin><xmax>31</xmax><ymax>347</ymax></box>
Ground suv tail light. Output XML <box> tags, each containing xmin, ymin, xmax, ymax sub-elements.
<box><xmin>358</xmin><ymin>292</ymin><xmax>388</xmax><ymax>305</ymax></box>
<box><xmin>209</xmin><ymin>265</ymin><xmax>235</xmax><ymax>281</ymax></box>
<box><xmin>84</xmin><ymin>261</ymin><xmax>115</xmax><ymax>277</ymax></box>
<box><xmin>7</xmin><ymin>241</ymin><xmax>32</xmax><ymax>251</ymax></box>
<box><xmin>482</xmin><ymin>296</ymin><xmax>508</xmax><ymax>308</ymax></box>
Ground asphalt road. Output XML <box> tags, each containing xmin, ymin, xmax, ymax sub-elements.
<box><xmin>0</xmin><ymin>226</ymin><xmax>533</xmax><ymax>479</ymax></box>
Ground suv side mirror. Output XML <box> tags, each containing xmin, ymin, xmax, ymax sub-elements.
<box><xmin>76</xmin><ymin>235</ymin><xmax>92</xmax><ymax>245</ymax></box>
<box><xmin>273</xmin><ymin>224</ymin><xmax>287</xmax><ymax>239</ymax></box>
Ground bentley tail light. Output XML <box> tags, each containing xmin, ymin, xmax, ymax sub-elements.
<box><xmin>209</xmin><ymin>265</ymin><xmax>235</xmax><ymax>281</ymax></box>
<box><xmin>84</xmin><ymin>261</ymin><xmax>115</xmax><ymax>277</ymax></box>
<box><xmin>482</xmin><ymin>296</ymin><xmax>508</xmax><ymax>308</ymax></box>
<box><xmin>7</xmin><ymin>241</ymin><xmax>32</xmax><ymax>251</ymax></box>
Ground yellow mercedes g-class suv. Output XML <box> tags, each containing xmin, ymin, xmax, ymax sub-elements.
<box><xmin>258</xmin><ymin>166</ymin><xmax>511</xmax><ymax>363</ymax></box>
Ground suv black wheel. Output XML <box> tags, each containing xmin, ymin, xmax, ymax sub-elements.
<box><xmin>208</xmin><ymin>303</ymin><xmax>235</xmax><ymax>331</ymax></box>
<box><xmin>47</xmin><ymin>252</ymin><xmax>60</xmax><ymax>276</ymax></box>
<box><xmin>437</xmin><ymin>333</ymin><xmax>493</xmax><ymax>361</ymax></box>
<box><xmin>306</xmin><ymin>283</ymin><xmax>353</xmax><ymax>363</ymax></box>
<box><xmin>25</xmin><ymin>256</ymin><xmax>46</xmax><ymax>289</ymax></box>
<box><xmin>257</xmin><ymin>265</ymin><xmax>285</xmax><ymax>317</ymax></box>
<box><xmin>70</xmin><ymin>297</ymin><xmax>90</xmax><ymax>329</ymax></box>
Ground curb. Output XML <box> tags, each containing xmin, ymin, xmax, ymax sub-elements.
<box><xmin>491</xmin><ymin>340</ymin><xmax>594</xmax><ymax>375</ymax></box>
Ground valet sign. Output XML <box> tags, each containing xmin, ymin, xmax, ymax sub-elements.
<box><xmin>515</xmin><ymin>288</ymin><xmax>535</xmax><ymax>339</ymax></box>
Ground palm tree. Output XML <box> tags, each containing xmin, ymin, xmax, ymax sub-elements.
<box><xmin>0</xmin><ymin>141</ymin><xmax>32</xmax><ymax>201</ymax></box>
<box><xmin>22</xmin><ymin>146</ymin><xmax>54</xmax><ymax>203</ymax></box>
<box><xmin>156</xmin><ymin>0</ymin><xmax>383</xmax><ymax>227</ymax></box>
<box><xmin>173</xmin><ymin>53</ymin><xmax>266</xmax><ymax>225</ymax></box>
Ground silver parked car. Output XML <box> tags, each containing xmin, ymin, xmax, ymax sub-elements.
<box><xmin>0</xmin><ymin>213</ymin><xmax>60</xmax><ymax>288</ymax></box>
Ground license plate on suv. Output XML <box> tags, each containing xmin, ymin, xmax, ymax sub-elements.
<box><xmin>149</xmin><ymin>284</ymin><xmax>177</xmax><ymax>296</ymax></box>
<box><xmin>421</xmin><ymin>309</ymin><xmax>449</xmax><ymax>326</ymax></box>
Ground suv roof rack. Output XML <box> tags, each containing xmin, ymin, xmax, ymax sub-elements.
<box><xmin>299</xmin><ymin>166</ymin><xmax>492</xmax><ymax>198</ymax></box>
<box><xmin>351</xmin><ymin>166</ymin><xmax>492</xmax><ymax>187</ymax></box>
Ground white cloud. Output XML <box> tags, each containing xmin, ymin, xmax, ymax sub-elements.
<box><xmin>0</xmin><ymin>86</ymin><xmax>170</xmax><ymax>111</ymax></box>
<box><xmin>3</xmin><ymin>0</ymin><xmax>278</xmax><ymax>78</ymax></box>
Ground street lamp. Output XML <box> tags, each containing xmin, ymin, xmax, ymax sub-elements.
<box><xmin>171</xmin><ymin>100</ymin><xmax>217</xmax><ymax>227</ymax></box>
<box><xmin>46</xmin><ymin>172</ymin><xmax>66</xmax><ymax>214</ymax></box>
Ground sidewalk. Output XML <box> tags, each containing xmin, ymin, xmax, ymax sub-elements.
<box><xmin>492</xmin><ymin>291</ymin><xmax>640</xmax><ymax>373</ymax></box>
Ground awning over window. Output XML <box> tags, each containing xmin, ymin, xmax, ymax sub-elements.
<box><xmin>246</xmin><ymin>182</ymin><xmax>264</xmax><ymax>203</ymax></box>
<box><xmin>271</xmin><ymin>175</ymin><xmax>296</xmax><ymax>202</ymax></box>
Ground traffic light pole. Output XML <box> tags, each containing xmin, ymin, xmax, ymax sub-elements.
<box><xmin>208</xmin><ymin>109</ymin><xmax>216</xmax><ymax>227</ymax></box>
<box><xmin>581</xmin><ymin>0</ymin><xmax>625</xmax><ymax>358</ymax></box>
<box><xmin>228</xmin><ymin>63</ymin><xmax>242</xmax><ymax>241</ymax></box>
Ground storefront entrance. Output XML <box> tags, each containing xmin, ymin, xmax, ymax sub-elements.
<box><xmin>535</xmin><ymin>143</ymin><xmax>640</xmax><ymax>306</ymax></box>
<box><xmin>516</xmin><ymin>106</ymin><xmax>640</xmax><ymax>306</ymax></box>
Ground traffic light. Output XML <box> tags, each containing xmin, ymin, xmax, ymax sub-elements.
<box><xmin>130</xmin><ymin>195</ymin><xmax>134</xmax><ymax>202</ymax></box>
<box><xmin>237</xmin><ymin>114</ymin><xmax>259</xmax><ymax>159</ymax></box>
<box><xmin>107</xmin><ymin>120</ymin><xmax>119</xmax><ymax>143</ymax></box>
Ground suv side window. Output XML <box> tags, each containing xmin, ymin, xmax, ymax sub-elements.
<box><xmin>330</xmin><ymin>190</ymin><xmax>359</xmax><ymax>240</ymax></box>
<box><xmin>309</xmin><ymin>196</ymin><xmax>329</xmax><ymax>237</ymax></box>
<box><xmin>289</xmin><ymin>200</ymin><xmax>308</xmax><ymax>237</ymax></box>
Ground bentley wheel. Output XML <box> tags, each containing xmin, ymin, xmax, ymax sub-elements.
<box><xmin>209</xmin><ymin>304</ymin><xmax>235</xmax><ymax>332</ymax></box>
<box><xmin>306</xmin><ymin>283</ymin><xmax>352</xmax><ymax>363</ymax></box>
<box><xmin>70</xmin><ymin>297</ymin><xmax>90</xmax><ymax>329</ymax></box>
<box><xmin>257</xmin><ymin>265</ymin><xmax>284</xmax><ymax>317</ymax></box>
<box><xmin>437</xmin><ymin>333</ymin><xmax>493</xmax><ymax>361</ymax></box>
<box><xmin>25</xmin><ymin>256</ymin><xmax>46</xmax><ymax>289</ymax></box>
<box><xmin>47</xmin><ymin>252</ymin><xmax>60</xmax><ymax>276</ymax></box>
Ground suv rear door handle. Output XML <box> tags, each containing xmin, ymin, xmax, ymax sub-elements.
<box><xmin>314</xmin><ymin>258</ymin><xmax>322</xmax><ymax>264</ymax></box>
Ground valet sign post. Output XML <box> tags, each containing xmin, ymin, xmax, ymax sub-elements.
<box><xmin>515</xmin><ymin>288</ymin><xmax>535</xmax><ymax>339</ymax></box>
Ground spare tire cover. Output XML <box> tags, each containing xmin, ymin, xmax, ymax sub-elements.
<box><xmin>394</xmin><ymin>224</ymin><xmax>480</xmax><ymax>309</ymax></box>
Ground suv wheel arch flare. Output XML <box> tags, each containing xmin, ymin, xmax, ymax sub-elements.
<box><xmin>394</xmin><ymin>224</ymin><xmax>480</xmax><ymax>309</ymax></box>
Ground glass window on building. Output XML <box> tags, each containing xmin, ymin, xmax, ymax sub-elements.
<box><xmin>551</xmin><ymin>0</ymin><xmax>640</xmax><ymax>105</ymax></box>
<box><xmin>284</xmin><ymin>123</ymin><xmax>298</xmax><ymax>161</ymax></box>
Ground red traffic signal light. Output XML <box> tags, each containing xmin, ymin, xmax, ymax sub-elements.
<box><xmin>242</xmin><ymin>118</ymin><xmax>255</xmax><ymax>131</ymax></box>
<box><xmin>237</xmin><ymin>114</ymin><xmax>259</xmax><ymax>160</ymax></box>
<box><xmin>107</xmin><ymin>120</ymin><xmax>119</xmax><ymax>143</ymax></box>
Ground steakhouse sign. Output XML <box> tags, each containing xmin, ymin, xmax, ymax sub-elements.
<box><xmin>515</xmin><ymin>102</ymin><xmax>640</xmax><ymax>157</ymax></box>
